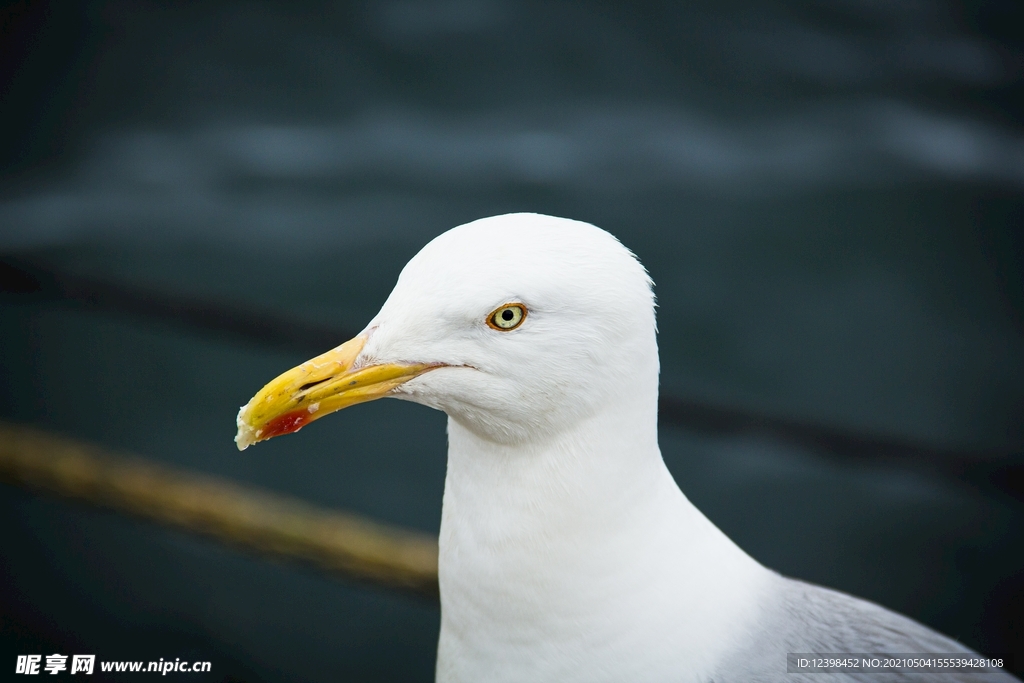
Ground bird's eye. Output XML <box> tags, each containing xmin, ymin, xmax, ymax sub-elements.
<box><xmin>487</xmin><ymin>303</ymin><xmax>527</xmax><ymax>331</ymax></box>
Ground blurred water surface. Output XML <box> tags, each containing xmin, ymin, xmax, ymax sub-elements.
<box><xmin>1</xmin><ymin>1</ymin><xmax>1022</xmax><ymax>681</ymax></box>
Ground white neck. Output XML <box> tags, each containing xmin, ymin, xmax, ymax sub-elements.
<box><xmin>435</xmin><ymin>390</ymin><xmax>773</xmax><ymax>683</ymax></box>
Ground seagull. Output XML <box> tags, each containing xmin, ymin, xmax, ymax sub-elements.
<box><xmin>235</xmin><ymin>213</ymin><xmax>1015</xmax><ymax>682</ymax></box>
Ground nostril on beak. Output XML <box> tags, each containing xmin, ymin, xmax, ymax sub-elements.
<box><xmin>299</xmin><ymin>378</ymin><xmax>331</xmax><ymax>392</ymax></box>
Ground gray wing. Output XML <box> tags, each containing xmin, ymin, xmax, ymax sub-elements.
<box><xmin>709</xmin><ymin>574</ymin><xmax>1019</xmax><ymax>683</ymax></box>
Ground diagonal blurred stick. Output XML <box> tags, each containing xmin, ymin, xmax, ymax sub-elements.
<box><xmin>0</xmin><ymin>421</ymin><xmax>440</xmax><ymax>600</ymax></box>
<box><xmin>1</xmin><ymin>255</ymin><xmax>1022</xmax><ymax>499</ymax></box>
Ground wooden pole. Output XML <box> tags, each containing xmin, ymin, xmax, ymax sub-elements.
<box><xmin>0</xmin><ymin>421</ymin><xmax>440</xmax><ymax>600</ymax></box>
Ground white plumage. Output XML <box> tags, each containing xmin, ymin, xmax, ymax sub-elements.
<box><xmin>250</xmin><ymin>213</ymin><xmax>1017</xmax><ymax>681</ymax></box>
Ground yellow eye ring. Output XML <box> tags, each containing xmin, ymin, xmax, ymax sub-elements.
<box><xmin>487</xmin><ymin>303</ymin><xmax>527</xmax><ymax>331</ymax></box>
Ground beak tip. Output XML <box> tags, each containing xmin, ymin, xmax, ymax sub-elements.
<box><xmin>235</xmin><ymin>405</ymin><xmax>258</xmax><ymax>451</ymax></box>
<box><xmin>234</xmin><ymin>428</ymin><xmax>260</xmax><ymax>451</ymax></box>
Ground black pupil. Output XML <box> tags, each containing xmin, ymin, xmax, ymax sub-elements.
<box><xmin>501</xmin><ymin>309</ymin><xmax>514</xmax><ymax>321</ymax></box>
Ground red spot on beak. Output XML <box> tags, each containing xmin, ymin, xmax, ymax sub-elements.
<box><xmin>261</xmin><ymin>410</ymin><xmax>312</xmax><ymax>441</ymax></box>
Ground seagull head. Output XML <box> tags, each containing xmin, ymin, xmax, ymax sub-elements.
<box><xmin>235</xmin><ymin>213</ymin><xmax>657</xmax><ymax>449</ymax></box>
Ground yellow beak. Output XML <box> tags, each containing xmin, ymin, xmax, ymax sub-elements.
<box><xmin>235</xmin><ymin>335</ymin><xmax>439</xmax><ymax>450</ymax></box>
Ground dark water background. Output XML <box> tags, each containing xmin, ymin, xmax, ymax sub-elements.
<box><xmin>1</xmin><ymin>1</ymin><xmax>1022</xmax><ymax>681</ymax></box>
